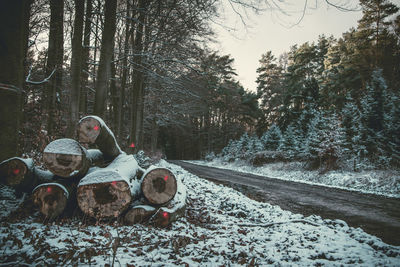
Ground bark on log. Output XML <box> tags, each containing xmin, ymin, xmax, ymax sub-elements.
<box><xmin>32</xmin><ymin>180</ymin><xmax>73</xmax><ymax>220</ymax></box>
<box><xmin>77</xmin><ymin>154</ymin><xmax>141</xmax><ymax>218</ymax></box>
<box><xmin>125</xmin><ymin>175</ymin><xmax>186</xmax><ymax>227</ymax></box>
<box><xmin>43</xmin><ymin>138</ymin><xmax>90</xmax><ymax>178</ymax></box>
<box><xmin>0</xmin><ymin>157</ymin><xmax>53</xmax><ymax>193</ymax></box>
<box><xmin>77</xmin><ymin>115</ymin><xmax>122</xmax><ymax>161</ymax></box>
<box><xmin>141</xmin><ymin>168</ymin><xmax>177</xmax><ymax>206</ymax></box>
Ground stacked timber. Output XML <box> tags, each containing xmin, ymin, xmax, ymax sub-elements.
<box><xmin>0</xmin><ymin>115</ymin><xmax>186</xmax><ymax>227</ymax></box>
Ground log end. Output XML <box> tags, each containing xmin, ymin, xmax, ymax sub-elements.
<box><xmin>77</xmin><ymin>116</ymin><xmax>101</xmax><ymax>145</ymax></box>
<box><xmin>77</xmin><ymin>180</ymin><xmax>132</xmax><ymax>218</ymax></box>
<box><xmin>141</xmin><ymin>168</ymin><xmax>177</xmax><ymax>205</ymax></box>
<box><xmin>32</xmin><ymin>183</ymin><xmax>68</xmax><ymax>219</ymax></box>
<box><xmin>0</xmin><ymin>158</ymin><xmax>28</xmax><ymax>186</ymax></box>
<box><xmin>124</xmin><ymin>205</ymin><xmax>156</xmax><ymax>224</ymax></box>
<box><xmin>43</xmin><ymin>139</ymin><xmax>87</xmax><ymax>178</ymax></box>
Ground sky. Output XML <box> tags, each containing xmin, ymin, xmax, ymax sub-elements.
<box><xmin>212</xmin><ymin>0</ymin><xmax>366</xmax><ymax>92</ymax></box>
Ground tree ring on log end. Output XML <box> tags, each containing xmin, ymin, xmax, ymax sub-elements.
<box><xmin>141</xmin><ymin>168</ymin><xmax>177</xmax><ymax>205</ymax></box>
<box><xmin>32</xmin><ymin>183</ymin><xmax>68</xmax><ymax>219</ymax></box>
<box><xmin>43</xmin><ymin>139</ymin><xmax>87</xmax><ymax>178</ymax></box>
<box><xmin>77</xmin><ymin>179</ymin><xmax>132</xmax><ymax>218</ymax></box>
<box><xmin>0</xmin><ymin>158</ymin><xmax>27</xmax><ymax>186</ymax></box>
<box><xmin>77</xmin><ymin>117</ymin><xmax>101</xmax><ymax>144</ymax></box>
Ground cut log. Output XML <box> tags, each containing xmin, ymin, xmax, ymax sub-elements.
<box><xmin>77</xmin><ymin>115</ymin><xmax>122</xmax><ymax>161</ymax></box>
<box><xmin>125</xmin><ymin>174</ymin><xmax>186</xmax><ymax>227</ymax></box>
<box><xmin>141</xmin><ymin>168</ymin><xmax>177</xmax><ymax>206</ymax></box>
<box><xmin>124</xmin><ymin>202</ymin><xmax>156</xmax><ymax>224</ymax></box>
<box><xmin>77</xmin><ymin>154</ymin><xmax>141</xmax><ymax>218</ymax></box>
<box><xmin>0</xmin><ymin>157</ymin><xmax>53</xmax><ymax>193</ymax></box>
<box><xmin>43</xmin><ymin>138</ymin><xmax>90</xmax><ymax>178</ymax></box>
<box><xmin>32</xmin><ymin>180</ymin><xmax>73</xmax><ymax>220</ymax></box>
<box><xmin>0</xmin><ymin>157</ymin><xmax>35</xmax><ymax>191</ymax></box>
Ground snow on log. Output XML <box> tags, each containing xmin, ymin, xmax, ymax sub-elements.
<box><xmin>32</xmin><ymin>180</ymin><xmax>73</xmax><ymax>220</ymax></box>
<box><xmin>43</xmin><ymin>138</ymin><xmax>90</xmax><ymax>178</ymax></box>
<box><xmin>77</xmin><ymin>115</ymin><xmax>122</xmax><ymax>161</ymax></box>
<box><xmin>77</xmin><ymin>153</ymin><xmax>141</xmax><ymax>218</ymax></box>
<box><xmin>125</xmin><ymin>175</ymin><xmax>186</xmax><ymax>227</ymax></box>
<box><xmin>141</xmin><ymin>167</ymin><xmax>177</xmax><ymax>206</ymax></box>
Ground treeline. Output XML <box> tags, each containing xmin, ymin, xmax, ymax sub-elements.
<box><xmin>16</xmin><ymin>0</ymin><xmax>259</xmax><ymax>161</ymax></box>
<box><xmin>217</xmin><ymin>0</ymin><xmax>400</xmax><ymax>169</ymax></box>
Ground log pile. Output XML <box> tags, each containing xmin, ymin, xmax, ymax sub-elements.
<box><xmin>0</xmin><ymin>115</ymin><xmax>186</xmax><ymax>226</ymax></box>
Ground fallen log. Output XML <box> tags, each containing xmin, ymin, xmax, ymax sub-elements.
<box><xmin>77</xmin><ymin>115</ymin><xmax>122</xmax><ymax>161</ymax></box>
<box><xmin>77</xmin><ymin>153</ymin><xmax>141</xmax><ymax>218</ymax></box>
<box><xmin>141</xmin><ymin>168</ymin><xmax>177</xmax><ymax>206</ymax></box>
<box><xmin>0</xmin><ymin>157</ymin><xmax>53</xmax><ymax>193</ymax></box>
<box><xmin>32</xmin><ymin>179</ymin><xmax>74</xmax><ymax>220</ymax></box>
<box><xmin>125</xmin><ymin>174</ymin><xmax>186</xmax><ymax>227</ymax></box>
<box><xmin>43</xmin><ymin>138</ymin><xmax>91</xmax><ymax>178</ymax></box>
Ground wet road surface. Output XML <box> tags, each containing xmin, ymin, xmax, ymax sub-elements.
<box><xmin>170</xmin><ymin>160</ymin><xmax>400</xmax><ymax>246</ymax></box>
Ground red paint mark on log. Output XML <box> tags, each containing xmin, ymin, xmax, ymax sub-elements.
<box><xmin>12</xmin><ymin>169</ymin><xmax>20</xmax><ymax>175</ymax></box>
<box><xmin>129</xmin><ymin>143</ymin><xmax>135</xmax><ymax>148</ymax></box>
<box><xmin>162</xmin><ymin>212</ymin><xmax>168</xmax><ymax>218</ymax></box>
<box><xmin>164</xmin><ymin>175</ymin><xmax>168</xmax><ymax>181</ymax></box>
<box><xmin>111</xmin><ymin>181</ymin><xmax>117</xmax><ymax>186</ymax></box>
<box><xmin>47</xmin><ymin>187</ymin><xmax>52</xmax><ymax>193</ymax></box>
<box><xmin>93</xmin><ymin>125</ymin><xmax>100</xmax><ymax>131</ymax></box>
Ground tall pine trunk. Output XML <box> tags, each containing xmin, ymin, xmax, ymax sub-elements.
<box><xmin>93</xmin><ymin>0</ymin><xmax>117</xmax><ymax>117</ymax></box>
<box><xmin>0</xmin><ymin>0</ymin><xmax>32</xmax><ymax>162</ymax></box>
<box><xmin>45</xmin><ymin>0</ymin><xmax>64</xmax><ymax>137</ymax></box>
<box><xmin>67</xmin><ymin>0</ymin><xmax>85</xmax><ymax>137</ymax></box>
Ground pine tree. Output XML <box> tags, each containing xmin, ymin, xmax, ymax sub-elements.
<box><xmin>261</xmin><ymin>124</ymin><xmax>282</xmax><ymax>151</ymax></box>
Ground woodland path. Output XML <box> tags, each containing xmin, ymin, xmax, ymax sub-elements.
<box><xmin>170</xmin><ymin>160</ymin><xmax>400</xmax><ymax>246</ymax></box>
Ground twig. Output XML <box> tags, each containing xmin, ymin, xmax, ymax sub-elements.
<box><xmin>25</xmin><ymin>66</ymin><xmax>56</xmax><ymax>85</ymax></box>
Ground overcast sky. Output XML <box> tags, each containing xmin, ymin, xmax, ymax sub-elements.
<box><xmin>212</xmin><ymin>0</ymin><xmax>366</xmax><ymax>92</ymax></box>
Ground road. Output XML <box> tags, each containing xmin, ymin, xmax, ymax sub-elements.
<box><xmin>170</xmin><ymin>160</ymin><xmax>400</xmax><ymax>246</ymax></box>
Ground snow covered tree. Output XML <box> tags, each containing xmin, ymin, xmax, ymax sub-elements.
<box><xmin>261</xmin><ymin>124</ymin><xmax>282</xmax><ymax>151</ymax></box>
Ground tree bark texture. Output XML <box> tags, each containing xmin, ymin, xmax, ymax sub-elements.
<box><xmin>80</xmin><ymin>0</ymin><xmax>93</xmax><ymax>113</ymax></box>
<box><xmin>93</xmin><ymin>0</ymin><xmax>117</xmax><ymax>117</ymax></box>
<box><xmin>45</xmin><ymin>0</ymin><xmax>64</xmax><ymax>136</ymax></box>
<box><xmin>130</xmin><ymin>0</ymin><xmax>147</xmax><ymax>152</ymax></box>
<box><xmin>0</xmin><ymin>0</ymin><xmax>32</xmax><ymax>162</ymax></box>
<box><xmin>77</xmin><ymin>116</ymin><xmax>122</xmax><ymax>161</ymax></box>
<box><xmin>67</xmin><ymin>0</ymin><xmax>85</xmax><ymax>137</ymax></box>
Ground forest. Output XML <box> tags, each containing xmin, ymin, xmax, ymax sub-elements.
<box><xmin>0</xmin><ymin>0</ymin><xmax>399</xmax><ymax>169</ymax></box>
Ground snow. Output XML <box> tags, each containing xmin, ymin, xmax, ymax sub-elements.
<box><xmin>1</xmin><ymin>160</ymin><xmax>399</xmax><ymax>266</ymax></box>
<box><xmin>187</xmin><ymin>159</ymin><xmax>400</xmax><ymax>198</ymax></box>
<box><xmin>43</xmin><ymin>138</ymin><xmax>84</xmax><ymax>155</ymax></box>
<box><xmin>78</xmin><ymin>154</ymin><xmax>141</xmax><ymax>196</ymax></box>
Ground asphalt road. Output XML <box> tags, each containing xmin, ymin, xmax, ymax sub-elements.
<box><xmin>170</xmin><ymin>160</ymin><xmax>400</xmax><ymax>246</ymax></box>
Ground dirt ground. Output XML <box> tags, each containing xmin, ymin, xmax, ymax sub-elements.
<box><xmin>171</xmin><ymin>160</ymin><xmax>400</xmax><ymax>246</ymax></box>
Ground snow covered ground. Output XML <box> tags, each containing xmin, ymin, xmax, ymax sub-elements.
<box><xmin>1</xmin><ymin>160</ymin><xmax>400</xmax><ymax>266</ymax></box>
<box><xmin>187</xmin><ymin>159</ymin><xmax>400</xmax><ymax>199</ymax></box>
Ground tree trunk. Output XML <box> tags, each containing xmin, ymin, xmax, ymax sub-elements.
<box><xmin>141</xmin><ymin>168</ymin><xmax>177</xmax><ymax>206</ymax></box>
<box><xmin>80</xmin><ymin>0</ymin><xmax>92</xmax><ymax>113</ymax></box>
<box><xmin>125</xmin><ymin>175</ymin><xmax>186</xmax><ymax>227</ymax></box>
<box><xmin>42</xmin><ymin>138</ymin><xmax>91</xmax><ymax>178</ymax></box>
<box><xmin>93</xmin><ymin>0</ymin><xmax>117</xmax><ymax>117</ymax></box>
<box><xmin>130</xmin><ymin>0</ymin><xmax>146</xmax><ymax>152</ymax></box>
<box><xmin>77</xmin><ymin>154</ymin><xmax>141</xmax><ymax>218</ymax></box>
<box><xmin>67</xmin><ymin>0</ymin><xmax>85</xmax><ymax>137</ymax></box>
<box><xmin>45</xmin><ymin>0</ymin><xmax>64</xmax><ymax>137</ymax></box>
<box><xmin>117</xmin><ymin>0</ymin><xmax>133</xmax><ymax>138</ymax></box>
<box><xmin>0</xmin><ymin>0</ymin><xmax>32</xmax><ymax>162</ymax></box>
<box><xmin>32</xmin><ymin>179</ymin><xmax>75</xmax><ymax>220</ymax></box>
<box><xmin>77</xmin><ymin>115</ymin><xmax>122</xmax><ymax>161</ymax></box>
